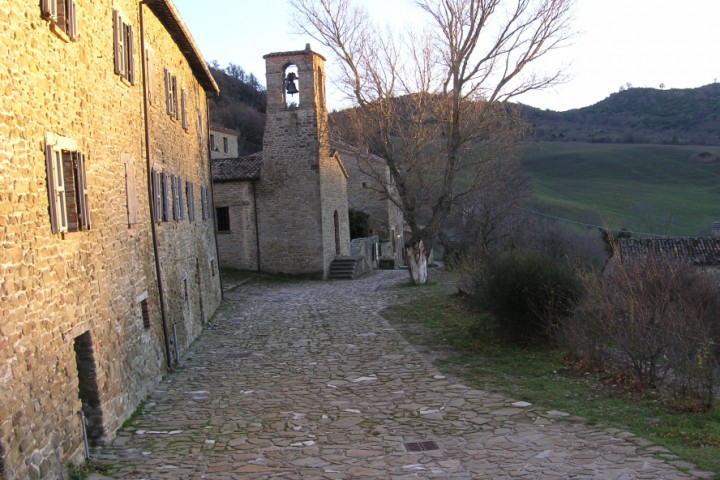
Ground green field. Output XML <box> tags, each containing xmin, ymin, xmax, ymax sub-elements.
<box><xmin>520</xmin><ymin>142</ymin><xmax>720</xmax><ymax>236</ymax></box>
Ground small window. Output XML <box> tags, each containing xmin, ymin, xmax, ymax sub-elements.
<box><xmin>42</xmin><ymin>0</ymin><xmax>77</xmax><ymax>40</ymax></box>
<box><xmin>222</xmin><ymin>137</ymin><xmax>228</xmax><ymax>154</ymax></box>
<box><xmin>210</xmin><ymin>134</ymin><xmax>215</xmax><ymax>152</ymax></box>
<box><xmin>181</xmin><ymin>89</ymin><xmax>188</xmax><ymax>130</ymax></box>
<box><xmin>44</xmin><ymin>133</ymin><xmax>90</xmax><ymax>233</ymax></box>
<box><xmin>216</xmin><ymin>207</ymin><xmax>230</xmax><ymax>232</ymax></box>
<box><xmin>186</xmin><ymin>181</ymin><xmax>195</xmax><ymax>222</ymax></box>
<box><xmin>113</xmin><ymin>10</ymin><xmax>135</xmax><ymax>84</ymax></box>
<box><xmin>164</xmin><ymin>69</ymin><xmax>178</xmax><ymax>118</ymax></box>
<box><xmin>140</xmin><ymin>299</ymin><xmax>150</xmax><ymax>329</ymax></box>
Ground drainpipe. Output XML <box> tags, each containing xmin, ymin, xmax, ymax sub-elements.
<box><xmin>252</xmin><ymin>180</ymin><xmax>261</xmax><ymax>271</ymax></box>
<box><xmin>139</xmin><ymin>2</ymin><xmax>172</xmax><ymax>368</ymax></box>
<box><xmin>205</xmin><ymin>98</ymin><xmax>223</xmax><ymax>298</ymax></box>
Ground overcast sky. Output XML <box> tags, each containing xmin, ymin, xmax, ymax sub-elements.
<box><xmin>173</xmin><ymin>0</ymin><xmax>719</xmax><ymax>112</ymax></box>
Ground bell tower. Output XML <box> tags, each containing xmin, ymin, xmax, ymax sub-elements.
<box><xmin>256</xmin><ymin>44</ymin><xmax>350</xmax><ymax>278</ymax></box>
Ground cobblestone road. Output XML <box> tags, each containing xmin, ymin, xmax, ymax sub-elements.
<box><xmin>97</xmin><ymin>270</ymin><xmax>714</xmax><ymax>479</ymax></box>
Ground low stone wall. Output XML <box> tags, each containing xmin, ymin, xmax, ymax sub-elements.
<box><xmin>350</xmin><ymin>236</ymin><xmax>379</xmax><ymax>272</ymax></box>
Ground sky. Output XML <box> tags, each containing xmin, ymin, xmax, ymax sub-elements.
<box><xmin>172</xmin><ymin>0</ymin><xmax>719</xmax><ymax>112</ymax></box>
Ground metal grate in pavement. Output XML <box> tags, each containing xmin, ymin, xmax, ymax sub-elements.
<box><xmin>404</xmin><ymin>440</ymin><xmax>439</xmax><ymax>452</ymax></box>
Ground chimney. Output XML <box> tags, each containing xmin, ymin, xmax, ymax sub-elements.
<box><xmin>713</xmin><ymin>221</ymin><xmax>720</xmax><ymax>238</ymax></box>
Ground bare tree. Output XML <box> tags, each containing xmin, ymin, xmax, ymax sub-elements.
<box><xmin>290</xmin><ymin>0</ymin><xmax>574</xmax><ymax>283</ymax></box>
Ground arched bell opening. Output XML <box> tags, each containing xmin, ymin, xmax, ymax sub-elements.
<box><xmin>283</xmin><ymin>64</ymin><xmax>300</xmax><ymax>108</ymax></box>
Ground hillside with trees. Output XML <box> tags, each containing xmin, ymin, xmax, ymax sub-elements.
<box><xmin>207</xmin><ymin>62</ymin><xmax>266</xmax><ymax>155</ymax></box>
<box><xmin>523</xmin><ymin>83</ymin><xmax>720</xmax><ymax>145</ymax></box>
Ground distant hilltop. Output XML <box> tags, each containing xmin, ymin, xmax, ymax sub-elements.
<box><xmin>521</xmin><ymin>83</ymin><xmax>720</xmax><ymax>146</ymax></box>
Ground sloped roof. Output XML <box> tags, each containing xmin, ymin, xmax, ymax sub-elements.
<box><xmin>212</xmin><ymin>154</ymin><xmax>262</xmax><ymax>182</ymax></box>
<box><xmin>144</xmin><ymin>0</ymin><xmax>219</xmax><ymax>94</ymax></box>
<box><xmin>617</xmin><ymin>238</ymin><xmax>720</xmax><ymax>266</ymax></box>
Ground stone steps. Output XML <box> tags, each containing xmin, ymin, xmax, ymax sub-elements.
<box><xmin>328</xmin><ymin>256</ymin><xmax>362</xmax><ymax>280</ymax></box>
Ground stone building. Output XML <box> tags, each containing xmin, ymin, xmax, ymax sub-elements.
<box><xmin>209</xmin><ymin>126</ymin><xmax>240</xmax><ymax>159</ymax></box>
<box><xmin>0</xmin><ymin>1</ymin><xmax>221</xmax><ymax>478</ymax></box>
<box><xmin>212</xmin><ymin>46</ymin><xmax>351</xmax><ymax>278</ymax></box>
<box><xmin>211</xmin><ymin>46</ymin><xmax>404</xmax><ymax>276</ymax></box>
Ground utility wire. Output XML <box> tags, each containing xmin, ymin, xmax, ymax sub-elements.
<box><xmin>523</xmin><ymin>208</ymin><xmax>669</xmax><ymax>238</ymax></box>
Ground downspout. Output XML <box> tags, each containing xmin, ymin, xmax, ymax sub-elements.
<box><xmin>252</xmin><ymin>180</ymin><xmax>261</xmax><ymax>271</ymax></box>
<box><xmin>205</xmin><ymin>98</ymin><xmax>223</xmax><ymax>298</ymax></box>
<box><xmin>139</xmin><ymin>2</ymin><xmax>172</xmax><ymax>368</ymax></box>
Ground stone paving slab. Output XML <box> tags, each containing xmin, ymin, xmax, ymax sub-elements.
<box><xmin>96</xmin><ymin>271</ymin><xmax>714</xmax><ymax>479</ymax></box>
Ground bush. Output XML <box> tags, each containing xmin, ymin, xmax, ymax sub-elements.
<box><xmin>563</xmin><ymin>252</ymin><xmax>720</xmax><ymax>408</ymax></box>
<box><xmin>472</xmin><ymin>250</ymin><xmax>584</xmax><ymax>343</ymax></box>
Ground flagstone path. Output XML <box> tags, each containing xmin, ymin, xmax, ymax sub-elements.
<box><xmin>95</xmin><ymin>270</ymin><xmax>715</xmax><ymax>479</ymax></box>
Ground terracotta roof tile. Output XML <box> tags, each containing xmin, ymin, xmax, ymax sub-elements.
<box><xmin>212</xmin><ymin>153</ymin><xmax>262</xmax><ymax>182</ymax></box>
<box><xmin>617</xmin><ymin>238</ymin><xmax>720</xmax><ymax>266</ymax></box>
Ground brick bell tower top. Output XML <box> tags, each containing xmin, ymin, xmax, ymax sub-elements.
<box><xmin>263</xmin><ymin>44</ymin><xmax>327</xmax><ymax>113</ymax></box>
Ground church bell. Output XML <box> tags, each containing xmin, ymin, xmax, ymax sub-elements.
<box><xmin>285</xmin><ymin>72</ymin><xmax>299</xmax><ymax>95</ymax></box>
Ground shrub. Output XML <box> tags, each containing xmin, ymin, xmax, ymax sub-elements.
<box><xmin>563</xmin><ymin>252</ymin><xmax>720</xmax><ymax>408</ymax></box>
<box><xmin>472</xmin><ymin>250</ymin><xmax>584</xmax><ymax>343</ymax></box>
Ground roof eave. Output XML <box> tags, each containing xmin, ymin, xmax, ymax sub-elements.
<box><xmin>143</xmin><ymin>0</ymin><xmax>219</xmax><ymax>95</ymax></box>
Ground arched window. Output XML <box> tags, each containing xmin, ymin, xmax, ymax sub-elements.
<box><xmin>284</xmin><ymin>64</ymin><xmax>299</xmax><ymax>108</ymax></box>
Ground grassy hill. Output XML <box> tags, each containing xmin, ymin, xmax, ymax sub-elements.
<box><xmin>521</xmin><ymin>142</ymin><xmax>720</xmax><ymax>236</ymax></box>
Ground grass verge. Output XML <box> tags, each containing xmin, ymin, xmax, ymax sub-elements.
<box><xmin>382</xmin><ymin>285</ymin><xmax>720</xmax><ymax>475</ymax></box>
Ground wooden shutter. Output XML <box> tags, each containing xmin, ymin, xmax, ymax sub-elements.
<box><xmin>172</xmin><ymin>76</ymin><xmax>178</xmax><ymax>119</ymax></box>
<box><xmin>181</xmin><ymin>89</ymin><xmax>188</xmax><ymax>129</ymax></box>
<box><xmin>187</xmin><ymin>181</ymin><xmax>195</xmax><ymax>222</ymax></box>
<box><xmin>67</xmin><ymin>0</ymin><xmax>77</xmax><ymax>40</ymax></box>
<box><xmin>127</xmin><ymin>24</ymin><xmax>135</xmax><ymax>84</ymax></box>
<box><xmin>41</xmin><ymin>0</ymin><xmax>58</xmax><ymax>21</ymax></box>
<box><xmin>113</xmin><ymin>10</ymin><xmax>124</xmax><ymax>75</ymax></box>
<box><xmin>151</xmin><ymin>169</ymin><xmax>162</xmax><ymax>223</ymax></box>
<box><xmin>76</xmin><ymin>152</ymin><xmax>90</xmax><ymax>230</ymax></box>
<box><xmin>164</xmin><ymin>69</ymin><xmax>170</xmax><ymax>114</ymax></box>
<box><xmin>171</xmin><ymin>175</ymin><xmax>179</xmax><ymax>220</ymax></box>
<box><xmin>178</xmin><ymin>177</ymin><xmax>185</xmax><ymax>219</ymax></box>
<box><xmin>45</xmin><ymin>145</ymin><xmax>60</xmax><ymax>233</ymax></box>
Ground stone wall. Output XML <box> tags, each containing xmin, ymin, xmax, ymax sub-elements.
<box><xmin>214</xmin><ymin>181</ymin><xmax>259</xmax><ymax>270</ymax></box>
<box><xmin>343</xmin><ymin>150</ymin><xmax>405</xmax><ymax>266</ymax></box>
<box><xmin>0</xmin><ymin>2</ymin><xmax>220</xmax><ymax>478</ymax></box>
<box><xmin>210</xmin><ymin>128</ymin><xmax>240</xmax><ymax>159</ymax></box>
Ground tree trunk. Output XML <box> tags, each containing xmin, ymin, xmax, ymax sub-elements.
<box><xmin>405</xmin><ymin>239</ymin><xmax>428</xmax><ymax>284</ymax></box>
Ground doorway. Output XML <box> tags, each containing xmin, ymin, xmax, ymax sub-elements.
<box><xmin>73</xmin><ymin>332</ymin><xmax>105</xmax><ymax>446</ymax></box>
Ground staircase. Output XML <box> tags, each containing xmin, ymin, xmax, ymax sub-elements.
<box><xmin>328</xmin><ymin>256</ymin><xmax>363</xmax><ymax>280</ymax></box>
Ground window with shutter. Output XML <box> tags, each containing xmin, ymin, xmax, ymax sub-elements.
<box><xmin>151</xmin><ymin>168</ymin><xmax>163</xmax><ymax>223</ymax></box>
<box><xmin>113</xmin><ymin>10</ymin><xmax>135</xmax><ymax>83</ymax></box>
<box><xmin>42</xmin><ymin>0</ymin><xmax>77</xmax><ymax>40</ymax></box>
<box><xmin>44</xmin><ymin>133</ymin><xmax>90</xmax><ymax>234</ymax></box>
<box><xmin>161</xmin><ymin>172</ymin><xmax>169</xmax><ymax>222</ymax></box>
<box><xmin>164</xmin><ymin>69</ymin><xmax>178</xmax><ymax>118</ymax></box>
<box><xmin>186</xmin><ymin>181</ymin><xmax>195</xmax><ymax>222</ymax></box>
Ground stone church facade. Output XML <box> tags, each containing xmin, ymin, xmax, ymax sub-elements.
<box><xmin>212</xmin><ymin>46</ymin><xmax>404</xmax><ymax>276</ymax></box>
<box><xmin>0</xmin><ymin>1</ymin><xmax>221</xmax><ymax>478</ymax></box>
